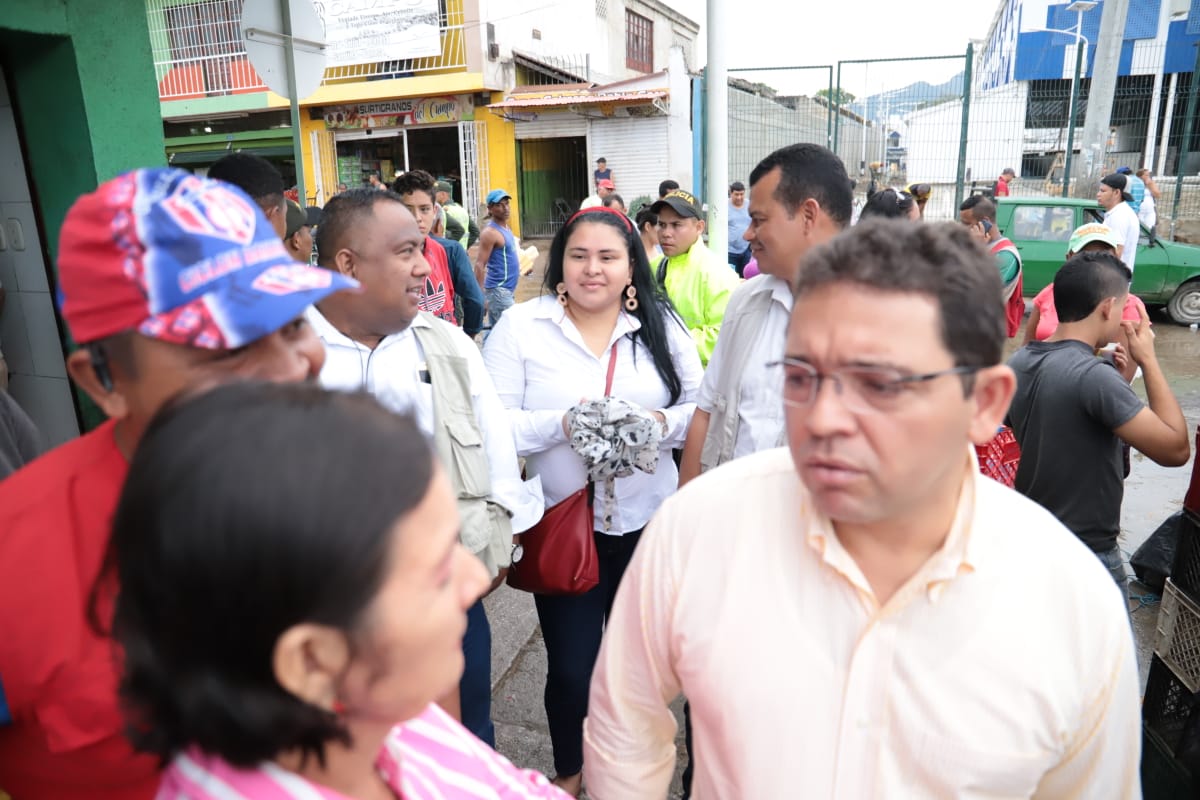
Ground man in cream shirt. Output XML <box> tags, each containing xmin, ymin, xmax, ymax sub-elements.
<box><xmin>583</xmin><ymin>220</ymin><xmax>1140</xmax><ymax>798</ymax></box>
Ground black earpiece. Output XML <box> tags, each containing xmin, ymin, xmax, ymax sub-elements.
<box><xmin>86</xmin><ymin>343</ymin><xmax>114</xmax><ymax>393</ymax></box>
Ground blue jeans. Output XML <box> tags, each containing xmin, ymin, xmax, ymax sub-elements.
<box><xmin>485</xmin><ymin>285</ymin><xmax>514</xmax><ymax>329</ymax></box>
<box><xmin>460</xmin><ymin>600</ymin><xmax>495</xmax><ymax>746</ymax></box>
<box><xmin>533</xmin><ymin>529</ymin><xmax>643</xmax><ymax>776</ymax></box>
<box><xmin>1095</xmin><ymin>543</ymin><xmax>1129</xmax><ymax>595</ymax></box>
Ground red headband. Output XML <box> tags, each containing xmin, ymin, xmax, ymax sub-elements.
<box><xmin>566</xmin><ymin>205</ymin><xmax>634</xmax><ymax>233</ymax></box>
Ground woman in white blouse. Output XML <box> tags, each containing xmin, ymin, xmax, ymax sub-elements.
<box><xmin>484</xmin><ymin>206</ymin><xmax>701</xmax><ymax>796</ymax></box>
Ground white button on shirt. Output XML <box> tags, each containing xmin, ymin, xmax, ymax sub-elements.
<box><xmin>307</xmin><ymin>307</ymin><xmax>544</xmax><ymax>532</ymax></box>
<box><xmin>697</xmin><ymin>275</ymin><xmax>792</xmax><ymax>459</ymax></box>
<box><xmin>583</xmin><ymin>448</ymin><xmax>1141</xmax><ymax>799</ymax></box>
<box><xmin>483</xmin><ymin>295</ymin><xmax>702</xmax><ymax>535</ymax></box>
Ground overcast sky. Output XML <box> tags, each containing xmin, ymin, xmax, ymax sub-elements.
<box><xmin>672</xmin><ymin>1</ymin><xmax>1003</xmax><ymax>97</ymax></box>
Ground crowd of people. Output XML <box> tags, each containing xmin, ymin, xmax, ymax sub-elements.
<box><xmin>0</xmin><ymin>141</ymin><xmax>1183</xmax><ymax>799</ymax></box>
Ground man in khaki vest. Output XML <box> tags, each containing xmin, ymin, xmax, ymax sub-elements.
<box><xmin>305</xmin><ymin>187</ymin><xmax>543</xmax><ymax>748</ymax></box>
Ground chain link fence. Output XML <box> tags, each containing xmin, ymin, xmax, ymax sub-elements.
<box><xmin>722</xmin><ymin>30</ymin><xmax>1200</xmax><ymax>241</ymax></box>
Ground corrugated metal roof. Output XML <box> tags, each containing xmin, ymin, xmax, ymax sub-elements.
<box><xmin>488</xmin><ymin>89</ymin><xmax>668</xmax><ymax>110</ymax></box>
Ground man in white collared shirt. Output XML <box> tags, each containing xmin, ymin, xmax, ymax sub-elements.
<box><xmin>307</xmin><ymin>187</ymin><xmax>542</xmax><ymax>749</ymax></box>
<box><xmin>680</xmin><ymin>144</ymin><xmax>851</xmax><ymax>483</ymax></box>
<box><xmin>583</xmin><ymin>220</ymin><xmax>1140</xmax><ymax>798</ymax></box>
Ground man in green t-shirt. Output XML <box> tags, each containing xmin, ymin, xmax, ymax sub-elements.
<box><xmin>436</xmin><ymin>180</ymin><xmax>479</xmax><ymax>249</ymax></box>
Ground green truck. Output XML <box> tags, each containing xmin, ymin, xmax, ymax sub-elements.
<box><xmin>995</xmin><ymin>196</ymin><xmax>1200</xmax><ymax>324</ymax></box>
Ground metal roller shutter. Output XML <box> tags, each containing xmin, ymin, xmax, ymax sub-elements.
<box><xmin>588</xmin><ymin>115</ymin><xmax>669</xmax><ymax>207</ymax></box>
<box><xmin>515</xmin><ymin>114</ymin><xmax>588</xmax><ymax>140</ymax></box>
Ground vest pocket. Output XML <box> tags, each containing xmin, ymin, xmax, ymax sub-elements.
<box><xmin>444</xmin><ymin>417</ymin><xmax>493</xmax><ymax>555</ymax></box>
<box><xmin>445</xmin><ymin>418</ymin><xmax>491</xmax><ymax>497</ymax></box>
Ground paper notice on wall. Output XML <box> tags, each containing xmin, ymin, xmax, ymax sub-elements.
<box><xmin>314</xmin><ymin>0</ymin><xmax>442</xmax><ymax>67</ymax></box>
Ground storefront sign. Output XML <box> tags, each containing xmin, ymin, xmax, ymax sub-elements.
<box><xmin>315</xmin><ymin>0</ymin><xmax>442</xmax><ymax>67</ymax></box>
<box><xmin>323</xmin><ymin>96</ymin><xmax>464</xmax><ymax>129</ymax></box>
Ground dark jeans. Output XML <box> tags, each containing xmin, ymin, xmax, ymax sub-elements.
<box><xmin>728</xmin><ymin>248</ymin><xmax>751</xmax><ymax>276</ymax></box>
<box><xmin>534</xmin><ymin>529</ymin><xmax>643</xmax><ymax>776</ymax></box>
<box><xmin>460</xmin><ymin>599</ymin><xmax>495</xmax><ymax>746</ymax></box>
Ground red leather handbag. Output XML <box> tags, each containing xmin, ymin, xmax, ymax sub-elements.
<box><xmin>506</xmin><ymin>346</ymin><xmax>618</xmax><ymax>595</ymax></box>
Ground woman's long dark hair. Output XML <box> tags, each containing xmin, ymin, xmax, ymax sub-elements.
<box><xmin>544</xmin><ymin>209</ymin><xmax>685</xmax><ymax>405</ymax></box>
<box><xmin>102</xmin><ymin>382</ymin><xmax>434</xmax><ymax>768</ymax></box>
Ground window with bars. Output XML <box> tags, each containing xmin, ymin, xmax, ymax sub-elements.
<box><xmin>163</xmin><ymin>0</ymin><xmax>243</xmax><ymax>93</ymax></box>
<box><xmin>626</xmin><ymin>10</ymin><xmax>653</xmax><ymax>73</ymax></box>
<box><xmin>596</xmin><ymin>0</ymin><xmax>608</xmax><ymax>18</ymax></box>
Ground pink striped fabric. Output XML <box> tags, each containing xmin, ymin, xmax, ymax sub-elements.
<box><xmin>155</xmin><ymin>704</ymin><xmax>571</xmax><ymax>799</ymax></box>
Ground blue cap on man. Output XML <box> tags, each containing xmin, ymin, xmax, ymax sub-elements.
<box><xmin>486</xmin><ymin>189</ymin><xmax>512</xmax><ymax>205</ymax></box>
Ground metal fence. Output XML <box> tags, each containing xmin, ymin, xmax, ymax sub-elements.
<box><xmin>726</xmin><ymin>66</ymin><xmax>835</xmax><ymax>188</ymax></box>
<box><xmin>723</xmin><ymin>33</ymin><xmax>1200</xmax><ymax>240</ymax></box>
<box><xmin>147</xmin><ymin>0</ymin><xmax>470</xmax><ymax>101</ymax></box>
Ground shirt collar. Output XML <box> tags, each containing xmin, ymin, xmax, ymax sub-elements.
<box><xmin>803</xmin><ymin>446</ymin><xmax>980</xmax><ymax>608</ymax></box>
<box><xmin>766</xmin><ymin>275</ymin><xmax>794</xmax><ymax>311</ymax></box>
<box><xmin>531</xmin><ymin>294</ymin><xmax>643</xmax><ymax>339</ymax></box>
<box><xmin>306</xmin><ymin>306</ymin><xmax>428</xmax><ymax>349</ymax></box>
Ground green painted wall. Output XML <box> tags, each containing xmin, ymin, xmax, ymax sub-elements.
<box><xmin>2</xmin><ymin>0</ymin><xmax>165</xmax><ymax>263</ymax></box>
<box><xmin>2</xmin><ymin>0</ymin><xmax>166</xmax><ymax>429</ymax></box>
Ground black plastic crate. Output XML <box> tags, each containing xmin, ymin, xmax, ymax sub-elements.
<box><xmin>1170</xmin><ymin>510</ymin><xmax>1200</xmax><ymax>605</ymax></box>
<box><xmin>1143</xmin><ymin>726</ymin><xmax>1198</xmax><ymax>800</ymax></box>
<box><xmin>1144</xmin><ymin>654</ymin><xmax>1200</xmax><ymax>777</ymax></box>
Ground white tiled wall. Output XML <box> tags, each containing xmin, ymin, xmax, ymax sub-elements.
<box><xmin>0</xmin><ymin>67</ymin><xmax>81</xmax><ymax>448</ymax></box>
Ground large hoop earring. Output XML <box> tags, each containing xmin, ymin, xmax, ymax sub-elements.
<box><xmin>556</xmin><ymin>282</ymin><xmax>569</xmax><ymax>307</ymax></box>
<box><xmin>624</xmin><ymin>284</ymin><xmax>639</xmax><ymax>312</ymax></box>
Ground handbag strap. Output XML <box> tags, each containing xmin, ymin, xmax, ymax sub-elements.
<box><xmin>604</xmin><ymin>342</ymin><xmax>618</xmax><ymax>397</ymax></box>
<box><xmin>584</xmin><ymin>344</ymin><xmax>620</xmax><ymax>506</ymax></box>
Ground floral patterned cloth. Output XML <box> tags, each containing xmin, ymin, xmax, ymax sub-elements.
<box><xmin>567</xmin><ymin>397</ymin><xmax>663</xmax><ymax>531</ymax></box>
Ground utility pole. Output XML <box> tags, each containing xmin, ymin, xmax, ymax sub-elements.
<box><xmin>705</xmin><ymin>0</ymin><xmax>728</xmax><ymax>255</ymax></box>
<box><xmin>1073</xmin><ymin>0</ymin><xmax>1130</xmax><ymax>198</ymax></box>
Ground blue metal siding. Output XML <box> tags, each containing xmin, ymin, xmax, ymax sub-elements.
<box><xmin>1124</xmin><ymin>0</ymin><xmax>1161</xmax><ymax>40</ymax></box>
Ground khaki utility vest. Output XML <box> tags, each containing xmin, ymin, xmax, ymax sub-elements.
<box><xmin>412</xmin><ymin>313</ymin><xmax>513</xmax><ymax>578</ymax></box>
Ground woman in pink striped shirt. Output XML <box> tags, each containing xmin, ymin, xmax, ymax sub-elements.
<box><xmin>103</xmin><ymin>382</ymin><xmax>569</xmax><ymax>800</ymax></box>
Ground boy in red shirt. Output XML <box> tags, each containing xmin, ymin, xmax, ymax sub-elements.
<box><xmin>0</xmin><ymin>168</ymin><xmax>354</xmax><ymax>800</ymax></box>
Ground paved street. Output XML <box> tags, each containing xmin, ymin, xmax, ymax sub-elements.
<box><xmin>484</xmin><ymin>248</ymin><xmax>1200</xmax><ymax>793</ymax></box>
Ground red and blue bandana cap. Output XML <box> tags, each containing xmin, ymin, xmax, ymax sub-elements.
<box><xmin>57</xmin><ymin>168</ymin><xmax>357</xmax><ymax>349</ymax></box>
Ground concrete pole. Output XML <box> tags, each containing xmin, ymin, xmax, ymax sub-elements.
<box><xmin>1158</xmin><ymin>72</ymin><xmax>1179</xmax><ymax>177</ymax></box>
<box><xmin>705</xmin><ymin>0</ymin><xmax>728</xmax><ymax>256</ymax></box>
<box><xmin>1142</xmin><ymin>0</ymin><xmax>1173</xmax><ymax>169</ymax></box>
<box><xmin>282</xmin><ymin>0</ymin><xmax>307</xmax><ymax>207</ymax></box>
<box><xmin>1073</xmin><ymin>0</ymin><xmax>1130</xmax><ymax>198</ymax></box>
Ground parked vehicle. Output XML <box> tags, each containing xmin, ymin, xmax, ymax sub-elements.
<box><xmin>995</xmin><ymin>197</ymin><xmax>1200</xmax><ymax>324</ymax></box>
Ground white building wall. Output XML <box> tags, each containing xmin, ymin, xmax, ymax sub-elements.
<box><xmin>904</xmin><ymin>80</ymin><xmax>1026</xmax><ymax>184</ymax></box>
<box><xmin>665</xmin><ymin>47</ymin><xmax>693</xmax><ymax>189</ymax></box>
<box><xmin>477</xmin><ymin>0</ymin><xmax>697</xmax><ymax>85</ymax></box>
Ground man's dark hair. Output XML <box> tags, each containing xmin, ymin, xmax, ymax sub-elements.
<box><xmin>602</xmin><ymin>193</ymin><xmax>625</xmax><ymax>209</ymax></box>
<box><xmin>107</xmin><ymin>382</ymin><xmax>434</xmax><ymax>767</ymax></box>
<box><xmin>959</xmin><ymin>194</ymin><xmax>996</xmax><ymax>221</ymax></box>
<box><xmin>658</xmin><ymin>179</ymin><xmax>680</xmax><ymax>198</ymax></box>
<box><xmin>207</xmin><ymin>153</ymin><xmax>285</xmax><ymax>212</ymax></box>
<box><xmin>796</xmin><ymin>220</ymin><xmax>1005</xmax><ymax>373</ymax></box>
<box><xmin>1053</xmin><ymin>252</ymin><xmax>1133</xmax><ymax>323</ymax></box>
<box><xmin>729</xmin><ymin>181</ymin><xmax>745</xmax><ymax>193</ymax></box>
<box><xmin>315</xmin><ymin>187</ymin><xmax>405</xmax><ymax>267</ymax></box>
<box><xmin>391</xmin><ymin>169</ymin><xmax>436</xmax><ymax>202</ymax></box>
<box><xmin>748</xmin><ymin>143</ymin><xmax>853</xmax><ymax>227</ymax></box>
